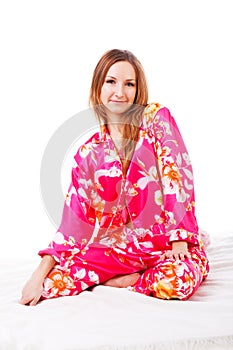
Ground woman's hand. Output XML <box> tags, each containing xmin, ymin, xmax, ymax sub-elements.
<box><xmin>20</xmin><ymin>255</ymin><xmax>56</xmax><ymax>306</ymax></box>
<box><xmin>20</xmin><ymin>275</ymin><xmax>44</xmax><ymax>306</ymax></box>
<box><xmin>161</xmin><ymin>241</ymin><xmax>191</xmax><ymax>261</ymax></box>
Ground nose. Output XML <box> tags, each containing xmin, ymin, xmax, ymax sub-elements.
<box><xmin>115</xmin><ymin>83</ymin><xmax>124</xmax><ymax>98</ymax></box>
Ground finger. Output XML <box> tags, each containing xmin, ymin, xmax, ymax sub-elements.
<box><xmin>19</xmin><ymin>295</ymin><xmax>31</xmax><ymax>305</ymax></box>
<box><xmin>173</xmin><ymin>253</ymin><xmax>180</xmax><ymax>260</ymax></box>
<box><xmin>160</xmin><ymin>252</ymin><xmax>169</xmax><ymax>260</ymax></box>
<box><xmin>179</xmin><ymin>251</ymin><xmax>191</xmax><ymax>260</ymax></box>
<box><xmin>179</xmin><ymin>253</ymin><xmax>185</xmax><ymax>261</ymax></box>
<box><xmin>29</xmin><ymin>296</ymin><xmax>40</xmax><ymax>306</ymax></box>
<box><xmin>165</xmin><ymin>251</ymin><xmax>175</xmax><ymax>259</ymax></box>
<box><xmin>181</xmin><ymin>251</ymin><xmax>191</xmax><ymax>259</ymax></box>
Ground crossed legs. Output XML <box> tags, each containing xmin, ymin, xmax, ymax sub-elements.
<box><xmin>40</xmin><ymin>244</ymin><xmax>206</xmax><ymax>301</ymax></box>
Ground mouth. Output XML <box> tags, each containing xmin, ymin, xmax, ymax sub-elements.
<box><xmin>109</xmin><ymin>100</ymin><xmax>128</xmax><ymax>104</ymax></box>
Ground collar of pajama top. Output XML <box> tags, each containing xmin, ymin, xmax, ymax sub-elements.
<box><xmin>63</xmin><ymin>103</ymin><xmax>200</xmax><ymax>248</ymax></box>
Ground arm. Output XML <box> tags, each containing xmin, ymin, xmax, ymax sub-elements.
<box><xmin>21</xmin><ymin>140</ymin><xmax>99</xmax><ymax>305</ymax></box>
<box><xmin>38</xmin><ymin>155</ymin><xmax>97</xmax><ymax>266</ymax></box>
<box><xmin>20</xmin><ymin>255</ymin><xmax>56</xmax><ymax>306</ymax></box>
<box><xmin>148</xmin><ymin>105</ymin><xmax>200</xmax><ymax>253</ymax></box>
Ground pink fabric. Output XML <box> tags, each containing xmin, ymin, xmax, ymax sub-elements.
<box><xmin>39</xmin><ymin>103</ymin><xmax>209</xmax><ymax>300</ymax></box>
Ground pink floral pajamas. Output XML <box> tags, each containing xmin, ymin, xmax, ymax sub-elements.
<box><xmin>39</xmin><ymin>103</ymin><xmax>209</xmax><ymax>301</ymax></box>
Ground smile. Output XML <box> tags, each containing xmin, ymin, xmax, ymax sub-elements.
<box><xmin>109</xmin><ymin>100</ymin><xmax>127</xmax><ymax>103</ymax></box>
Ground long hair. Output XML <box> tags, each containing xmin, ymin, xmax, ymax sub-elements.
<box><xmin>89</xmin><ymin>49</ymin><xmax>149</xmax><ymax>176</ymax></box>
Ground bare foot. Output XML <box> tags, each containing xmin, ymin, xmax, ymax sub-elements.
<box><xmin>103</xmin><ymin>273</ymin><xmax>141</xmax><ymax>288</ymax></box>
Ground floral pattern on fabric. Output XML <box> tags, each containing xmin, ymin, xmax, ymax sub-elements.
<box><xmin>39</xmin><ymin>103</ymin><xmax>209</xmax><ymax>301</ymax></box>
<box><xmin>129</xmin><ymin>247</ymin><xmax>207</xmax><ymax>300</ymax></box>
<box><xmin>42</xmin><ymin>269</ymin><xmax>76</xmax><ymax>298</ymax></box>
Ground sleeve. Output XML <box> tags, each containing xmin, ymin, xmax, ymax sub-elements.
<box><xmin>150</xmin><ymin>105</ymin><xmax>200</xmax><ymax>246</ymax></box>
<box><xmin>38</xmin><ymin>155</ymin><xmax>97</xmax><ymax>265</ymax></box>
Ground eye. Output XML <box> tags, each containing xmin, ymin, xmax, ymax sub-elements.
<box><xmin>105</xmin><ymin>79</ymin><xmax>115</xmax><ymax>84</ymax></box>
<box><xmin>126</xmin><ymin>82</ymin><xmax>135</xmax><ymax>87</ymax></box>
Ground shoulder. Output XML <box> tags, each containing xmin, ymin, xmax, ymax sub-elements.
<box><xmin>143</xmin><ymin>102</ymin><xmax>172</xmax><ymax>127</ymax></box>
<box><xmin>142</xmin><ymin>103</ymin><xmax>180</xmax><ymax>141</ymax></box>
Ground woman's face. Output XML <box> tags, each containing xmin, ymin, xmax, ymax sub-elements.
<box><xmin>100</xmin><ymin>61</ymin><xmax>137</xmax><ymax>117</ymax></box>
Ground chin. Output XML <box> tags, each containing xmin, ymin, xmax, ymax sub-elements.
<box><xmin>106</xmin><ymin>103</ymin><xmax>132</xmax><ymax>115</ymax></box>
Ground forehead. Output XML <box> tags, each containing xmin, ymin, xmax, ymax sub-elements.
<box><xmin>106</xmin><ymin>61</ymin><xmax>136</xmax><ymax>79</ymax></box>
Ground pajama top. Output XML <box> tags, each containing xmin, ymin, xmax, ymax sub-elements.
<box><xmin>39</xmin><ymin>103</ymin><xmax>207</xmax><ymax>265</ymax></box>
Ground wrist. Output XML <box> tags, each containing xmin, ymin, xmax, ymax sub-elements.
<box><xmin>33</xmin><ymin>255</ymin><xmax>56</xmax><ymax>281</ymax></box>
<box><xmin>172</xmin><ymin>241</ymin><xmax>188</xmax><ymax>249</ymax></box>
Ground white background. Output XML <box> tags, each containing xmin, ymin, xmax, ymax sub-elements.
<box><xmin>0</xmin><ymin>0</ymin><xmax>232</xmax><ymax>258</ymax></box>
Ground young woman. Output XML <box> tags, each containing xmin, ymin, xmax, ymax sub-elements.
<box><xmin>20</xmin><ymin>49</ymin><xmax>209</xmax><ymax>306</ymax></box>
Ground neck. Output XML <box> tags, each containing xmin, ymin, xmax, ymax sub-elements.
<box><xmin>107</xmin><ymin>123</ymin><xmax>124</xmax><ymax>139</ymax></box>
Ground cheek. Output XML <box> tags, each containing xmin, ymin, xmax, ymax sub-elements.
<box><xmin>129</xmin><ymin>89</ymin><xmax>136</xmax><ymax>102</ymax></box>
<box><xmin>100</xmin><ymin>85</ymin><xmax>110</xmax><ymax>103</ymax></box>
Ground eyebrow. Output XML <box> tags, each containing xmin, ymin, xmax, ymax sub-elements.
<box><xmin>106</xmin><ymin>75</ymin><xmax>136</xmax><ymax>81</ymax></box>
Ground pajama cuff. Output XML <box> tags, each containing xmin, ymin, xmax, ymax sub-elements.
<box><xmin>38</xmin><ymin>230</ymin><xmax>82</xmax><ymax>267</ymax></box>
<box><xmin>38</xmin><ymin>246</ymin><xmax>80</xmax><ymax>270</ymax></box>
<box><xmin>38</xmin><ymin>247</ymin><xmax>61</xmax><ymax>263</ymax></box>
<box><xmin>168</xmin><ymin>229</ymin><xmax>199</xmax><ymax>246</ymax></box>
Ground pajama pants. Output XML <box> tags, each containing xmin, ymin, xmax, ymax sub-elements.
<box><xmin>41</xmin><ymin>240</ymin><xmax>209</xmax><ymax>301</ymax></box>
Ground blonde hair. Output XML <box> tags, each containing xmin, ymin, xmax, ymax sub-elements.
<box><xmin>89</xmin><ymin>49</ymin><xmax>149</xmax><ymax>176</ymax></box>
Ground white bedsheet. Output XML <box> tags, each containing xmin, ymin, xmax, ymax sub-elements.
<box><xmin>0</xmin><ymin>234</ymin><xmax>233</xmax><ymax>350</ymax></box>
